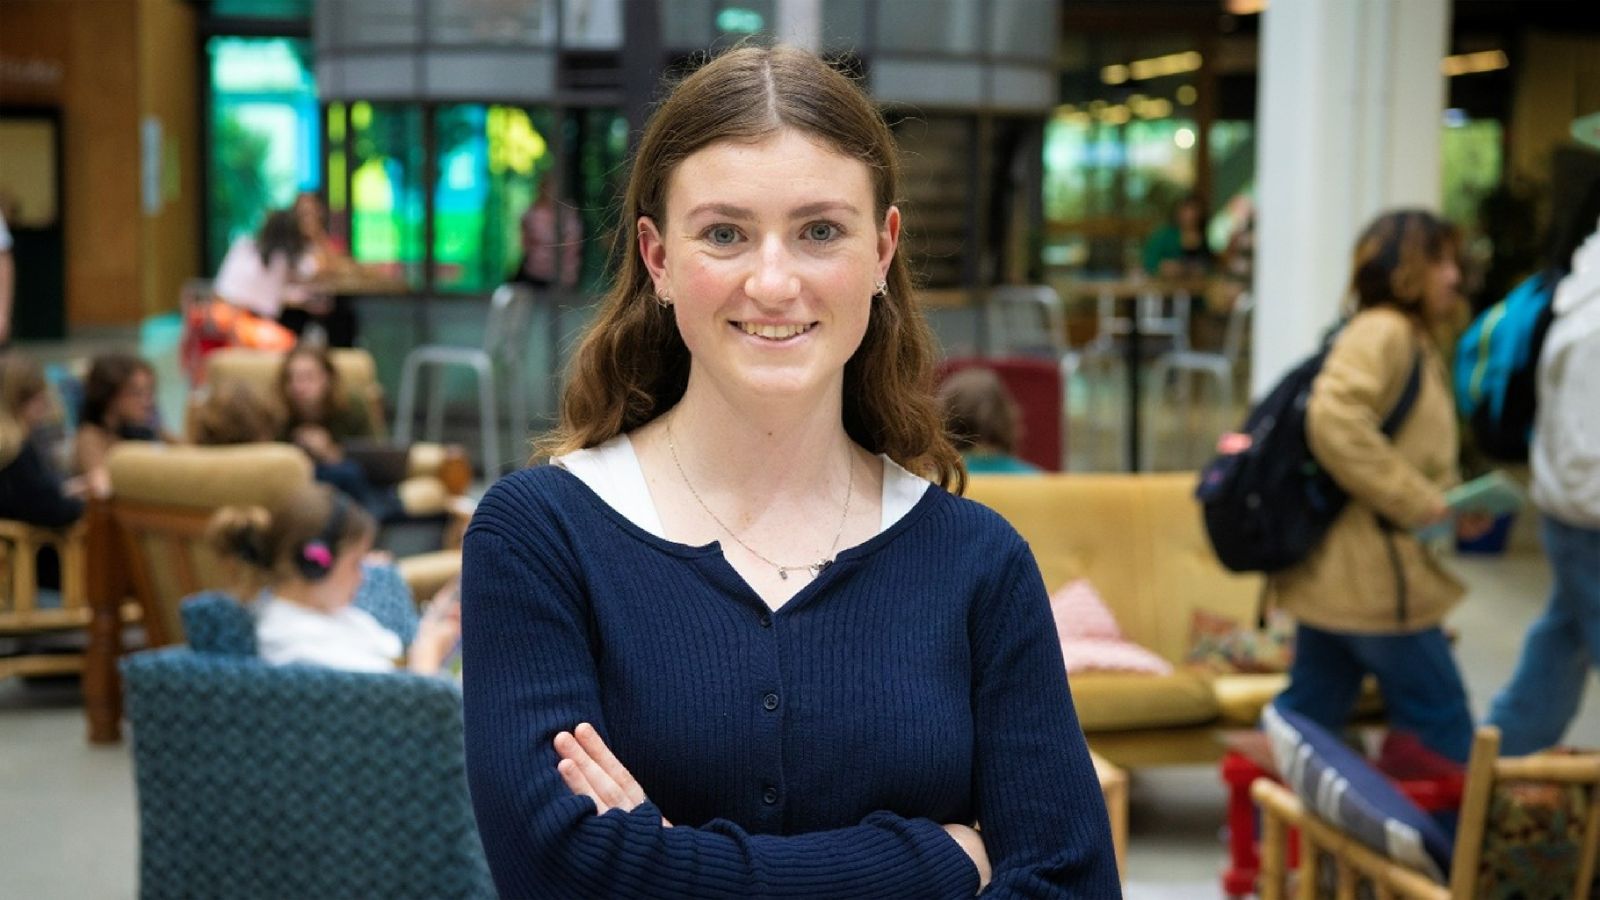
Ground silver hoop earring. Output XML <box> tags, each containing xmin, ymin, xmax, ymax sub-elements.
<box><xmin>873</xmin><ymin>279</ymin><xmax>888</xmax><ymax>300</ymax></box>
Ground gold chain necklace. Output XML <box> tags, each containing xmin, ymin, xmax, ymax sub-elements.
<box><xmin>665</xmin><ymin>419</ymin><xmax>853</xmax><ymax>581</ymax></box>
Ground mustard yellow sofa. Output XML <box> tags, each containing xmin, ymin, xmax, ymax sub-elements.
<box><xmin>966</xmin><ymin>473</ymin><xmax>1287</xmax><ymax>769</ymax></box>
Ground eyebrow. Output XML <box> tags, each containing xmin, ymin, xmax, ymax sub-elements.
<box><xmin>682</xmin><ymin>201</ymin><xmax>864</xmax><ymax>221</ymax></box>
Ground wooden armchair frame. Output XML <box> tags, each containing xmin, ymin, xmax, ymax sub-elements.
<box><xmin>1253</xmin><ymin>726</ymin><xmax>1600</xmax><ymax>900</ymax></box>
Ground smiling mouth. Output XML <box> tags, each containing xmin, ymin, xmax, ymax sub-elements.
<box><xmin>735</xmin><ymin>321</ymin><xmax>817</xmax><ymax>341</ymax></box>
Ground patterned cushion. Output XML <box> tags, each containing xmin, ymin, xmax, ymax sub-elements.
<box><xmin>1475</xmin><ymin>778</ymin><xmax>1593</xmax><ymax>897</ymax></box>
<box><xmin>354</xmin><ymin>561</ymin><xmax>420</xmax><ymax>647</ymax></box>
<box><xmin>1263</xmin><ymin>702</ymin><xmax>1453</xmax><ymax>882</ymax></box>
<box><xmin>180</xmin><ymin>592</ymin><xmax>257</xmax><ymax>656</ymax></box>
<box><xmin>121</xmin><ymin>648</ymin><xmax>492</xmax><ymax>898</ymax></box>
<box><xmin>1184</xmin><ymin>608</ymin><xmax>1295</xmax><ymax>674</ymax></box>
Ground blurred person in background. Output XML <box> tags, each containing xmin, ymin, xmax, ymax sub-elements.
<box><xmin>214</xmin><ymin>209</ymin><xmax>340</xmax><ymax>348</ymax></box>
<box><xmin>0</xmin><ymin>207</ymin><xmax>13</xmax><ymax>348</ymax></box>
<box><xmin>1269</xmin><ymin>209</ymin><xmax>1490</xmax><ymax>765</ymax></box>
<box><xmin>938</xmin><ymin>368</ymin><xmax>1040</xmax><ymax>474</ymax></box>
<box><xmin>1487</xmin><ymin>181</ymin><xmax>1600</xmax><ymax>755</ymax></box>
<box><xmin>0</xmin><ymin>352</ymin><xmax>84</xmax><ymax>528</ymax></box>
<box><xmin>1143</xmin><ymin>193</ymin><xmax>1214</xmax><ymax>279</ymax></box>
<box><xmin>514</xmin><ymin>170</ymin><xmax>583</xmax><ymax>291</ymax></box>
<box><xmin>74</xmin><ymin>352</ymin><xmax>172</xmax><ymax>498</ymax></box>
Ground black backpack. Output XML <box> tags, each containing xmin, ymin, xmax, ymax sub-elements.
<box><xmin>1196</xmin><ymin>340</ymin><xmax>1423</xmax><ymax>574</ymax></box>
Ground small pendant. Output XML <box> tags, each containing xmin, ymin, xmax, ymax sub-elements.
<box><xmin>777</xmin><ymin>568</ymin><xmax>789</xmax><ymax>581</ymax></box>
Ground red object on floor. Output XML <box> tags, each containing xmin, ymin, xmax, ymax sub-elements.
<box><xmin>1219</xmin><ymin>748</ymin><xmax>1465</xmax><ymax>897</ymax></box>
<box><xmin>938</xmin><ymin>357</ymin><xmax>1064</xmax><ymax>471</ymax></box>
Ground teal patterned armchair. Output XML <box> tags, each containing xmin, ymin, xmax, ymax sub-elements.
<box><xmin>121</xmin><ymin>566</ymin><xmax>494</xmax><ymax>899</ymax></box>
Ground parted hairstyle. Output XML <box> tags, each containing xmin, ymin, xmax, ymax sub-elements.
<box><xmin>938</xmin><ymin>368</ymin><xmax>1022</xmax><ymax>455</ymax></box>
<box><xmin>206</xmin><ymin>483</ymin><xmax>375</xmax><ymax>594</ymax></box>
<box><xmin>1348</xmin><ymin>209</ymin><xmax>1460</xmax><ymax>319</ymax></box>
<box><xmin>537</xmin><ymin>44</ymin><xmax>964</xmax><ymax>491</ymax></box>
<box><xmin>79</xmin><ymin>352</ymin><xmax>154</xmax><ymax>429</ymax></box>
<box><xmin>277</xmin><ymin>344</ymin><xmax>346</xmax><ymax>426</ymax></box>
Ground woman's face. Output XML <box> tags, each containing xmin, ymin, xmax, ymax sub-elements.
<box><xmin>295</xmin><ymin>195</ymin><xmax>326</xmax><ymax>240</ymax></box>
<box><xmin>637</xmin><ymin>129</ymin><xmax>900</xmax><ymax>407</ymax></box>
<box><xmin>285</xmin><ymin>355</ymin><xmax>330</xmax><ymax>410</ymax></box>
<box><xmin>1422</xmin><ymin>253</ymin><xmax>1462</xmax><ymax>322</ymax></box>
<box><xmin>111</xmin><ymin>369</ymin><xmax>155</xmax><ymax>426</ymax></box>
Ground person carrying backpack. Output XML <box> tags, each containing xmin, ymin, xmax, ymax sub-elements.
<box><xmin>1487</xmin><ymin>182</ymin><xmax>1600</xmax><ymax>755</ymax></box>
<box><xmin>1270</xmin><ymin>209</ymin><xmax>1489</xmax><ymax>764</ymax></box>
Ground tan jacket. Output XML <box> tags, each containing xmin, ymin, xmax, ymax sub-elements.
<box><xmin>1268</xmin><ymin>308</ymin><xmax>1464</xmax><ymax>633</ymax></box>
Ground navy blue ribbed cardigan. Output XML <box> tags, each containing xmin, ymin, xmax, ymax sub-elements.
<box><xmin>461</xmin><ymin>465</ymin><xmax>1119</xmax><ymax>898</ymax></box>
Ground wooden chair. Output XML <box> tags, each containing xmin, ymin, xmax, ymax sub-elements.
<box><xmin>1253</xmin><ymin>726</ymin><xmax>1600</xmax><ymax>899</ymax></box>
<box><xmin>2</xmin><ymin>508</ymin><xmax>142</xmax><ymax>743</ymax></box>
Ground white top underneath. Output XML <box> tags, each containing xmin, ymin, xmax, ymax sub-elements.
<box><xmin>254</xmin><ymin>595</ymin><xmax>403</xmax><ymax>673</ymax></box>
<box><xmin>554</xmin><ymin>434</ymin><xmax>930</xmax><ymax>539</ymax></box>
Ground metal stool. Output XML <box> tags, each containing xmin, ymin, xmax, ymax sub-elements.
<box><xmin>394</xmin><ymin>284</ymin><xmax>535</xmax><ymax>478</ymax></box>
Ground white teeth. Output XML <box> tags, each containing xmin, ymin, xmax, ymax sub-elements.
<box><xmin>739</xmin><ymin>322</ymin><xmax>812</xmax><ymax>340</ymax></box>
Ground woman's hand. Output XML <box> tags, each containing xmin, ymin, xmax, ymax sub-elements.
<box><xmin>941</xmin><ymin>823</ymin><xmax>991</xmax><ymax>891</ymax></box>
<box><xmin>554</xmin><ymin>722</ymin><xmax>672</xmax><ymax>826</ymax></box>
<box><xmin>291</xmin><ymin>424</ymin><xmax>342</xmax><ymax>463</ymax></box>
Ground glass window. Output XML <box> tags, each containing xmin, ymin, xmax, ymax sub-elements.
<box><xmin>206</xmin><ymin>36</ymin><xmax>320</xmax><ymax>273</ymax></box>
<box><xmin>1441</xmin><ymin>118</ymin><xmax>1503</xmax><ymax>229</ymax></box>
<box><xmin>348</xmin><ymin>102</ymin><xmax>426</xmax><ymax>287</ymax></box>
<box><xmin>432</xmin><ymin>105</ymin><xmax>558</xmax><ymax>293</ymax></box>
<box><xmin>877</xmin><ymin>0</ymin><xmax>982</xmax><ymax>55</ymax></box>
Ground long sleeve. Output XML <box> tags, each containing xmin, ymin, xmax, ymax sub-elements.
<box><xmin>462</xmin><ymin>496</ymin><xmax>979</xmax><ymax>899</ymax></box>
<box><xmin>0</xmin><ymin>442</ymin><xmax>84</xmax><ymax>527</ymax></box>
<box><xmin>970</xmin><ymin>544</ymin><xmax>1121</xmax><ymax>897</ymax></box>
<box><xmin>1306</xmin><ymin>312</ymin><xmax>1447</xmax><ymax>528</ymax></box>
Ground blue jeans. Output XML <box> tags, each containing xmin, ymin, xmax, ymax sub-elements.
<box><xmin>1487</xmin><ymin>514</ymin><xmax>1600</xmax><ymax>755</ymax></box>
<box><xmin>1276</xmin><ymin>623</ymin><xmax>1475</xmax><ymax>763</ymax></box>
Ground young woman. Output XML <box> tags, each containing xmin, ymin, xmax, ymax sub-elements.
<box><xmin>461</xmin><ymin>45</ymin><xmax>1117</xmax><ymax>898</ymax></box>
<box><xmin>275</xmin><ymin>345</ymin><xmax>392</xmax><ymax>517</ymax></box>
<box><xmin>0</xmin><ymin>352</ymin><xmax>84</xmax><ymax>527</ymax></box>
<box><xmin>207</xmin><ymin>482</ymin><xmax>457</xmax><ymax>676</ymax></box>
<box><xmin>1269</xmin><ymin>209</ymin><xmax>1487</xmax><ymax>764</ymax></box>
<box><xmin>74</xmin><ymin>352</ymin><xmax>168</xmax><ymax>498</ymax></box>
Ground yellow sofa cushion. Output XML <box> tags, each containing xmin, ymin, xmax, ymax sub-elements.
<box><xmin>1069</xmin><ymin>671</ymin><xmax>1220</xmax><ymax>732</ymax></box>
<box><xmin>1211</xmin><ymin>673</ymin><xmax>1291</xmax><ymax>726</ymax></box>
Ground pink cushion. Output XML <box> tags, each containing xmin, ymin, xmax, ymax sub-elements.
<box><xmin>1049</xmin><ymin>578</ymin><xmax>1123</xmax><ymax>642</ymax></box>
<box><xmin>1059</xmin><ymin>638</ymin><xmax>1174</xmax><ymax>676</ymax></box>
<box><xmin>1049</xmin><ymin>579</ymin><xmax>1173</xmax><ymax>676</ymax></box>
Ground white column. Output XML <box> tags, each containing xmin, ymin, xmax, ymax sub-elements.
<box><xmin>775</xmin><ymin>0</ymin><xmax>823</xmax><ymax>52</ymax></box>
<box><xmin>1251</xmin><ymin>0</ymin><xmax>1449</xmax><ymax>398</ymax></box>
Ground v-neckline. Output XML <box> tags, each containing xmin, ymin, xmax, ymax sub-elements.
<box><xmin>543</xmin><ymin>464</ymin><xmax>943</xmax><ymax>618</ymax></box>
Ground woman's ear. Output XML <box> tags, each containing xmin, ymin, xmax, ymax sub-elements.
<box><xmin>638</xmin><ymin>216</ymin><xmax>670</xmax><ymax>295</ymax></box>
<box><xmin>876</xmin><ymin>206</ymin><xmax>901</xmax><ymax>282</ymax></box>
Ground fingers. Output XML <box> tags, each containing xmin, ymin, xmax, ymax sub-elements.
<box><xmin>556</xmin><ymin>756</ymin><xmax>604</xmax><ymax>814</ymax></box>
<box><xmin>574</xmin><ymin>722</ymin><xmax>649</xmax><ymax>809</ymax></box>
<box><xmin>554</xmin><ymin>727</ymin><xmax>635</xmax><ymax>813</ymax></box>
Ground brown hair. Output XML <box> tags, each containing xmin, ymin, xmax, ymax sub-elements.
<box><xmin>938</xmin><ymin>368</ymin><xmax>1021</xmax><ymax>454</ymax></box>
<box><xmin>1349</xmin><ymin>209</ymin><xmax>1460</xmax><ymax>320</ymax></box>
<box><xmin>79</xmin><ymin>352</ymin><xmax>153</xmax><ymax>429</ymax></box>
<box><xmin>277</xmin><ymin>344</ymin><xmax>345</xmax><ymax>427</ymax></box>
<box><xmin>206</xmin><ymin>483</ymin><xmax>375</xmax><ymax>595</ymax></box>
<box><xmin>0</xmin><ymin>352</ymin><xmax>49</xmax><ymax>467</ymax></box>
<box><xmin>537</xmin><ymin>44</ymin><xmax>963</xmax><ymax>492</ymax></box>
<box><xmin>192</xmin><ymin>382</ymin><xmax>283</xmax><ymax>446</ymax></box>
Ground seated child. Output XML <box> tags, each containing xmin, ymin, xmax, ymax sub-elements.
<box><xmin>205</xmin><ymin>482</ymin><xmax>458</xmax><ymax>675</ymax></box>
<box><xmin>190</xmin><ymin>381</ymin><xmax>283</xmax><ymax>446</ymax></box>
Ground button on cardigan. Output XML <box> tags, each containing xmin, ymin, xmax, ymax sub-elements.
<box><xmin>461</xmin><ymin>465</ymin><xmax>1119</xmax><ymax>898</ymax></box>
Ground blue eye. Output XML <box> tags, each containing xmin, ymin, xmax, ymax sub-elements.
<box><xmin>805</xmin><ymin>222</ymin><xmax>841</xmax><ymax>241</ymax></box>
<box><xmin>707</xmin><ymin>225</ymin><xmax>740</xmax><ymax>245</ymax></box>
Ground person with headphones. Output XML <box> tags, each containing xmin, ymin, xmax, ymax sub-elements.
<box><xmin>1267</xmin><ymin>209</ymin><xmax>1488</xmax><ymax>765</ymax></box>
<box><xmin>206</xmin><ymin>482</ymin><xmax>459</xmax><ymax>675</ymax></box>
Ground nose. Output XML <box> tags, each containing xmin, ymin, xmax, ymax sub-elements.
<box><xmin>743</xmin><ymin>234</ymin><xmax>801</xmax><ymax>305</ymax></box>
